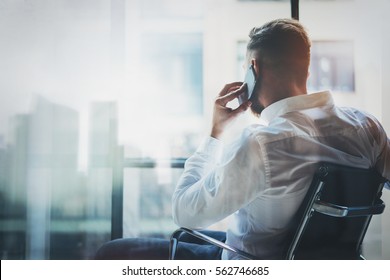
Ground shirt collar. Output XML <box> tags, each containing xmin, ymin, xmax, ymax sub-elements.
<box><xmin>260</xmin><ymin>91</ymin><xmax>334</xmax><ymax>125</ymax></box>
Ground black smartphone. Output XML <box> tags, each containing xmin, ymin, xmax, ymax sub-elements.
<box><xmin>238</xmin><ymin>64</ymin><xmax>257</xmax><ymax>105</ymax></box>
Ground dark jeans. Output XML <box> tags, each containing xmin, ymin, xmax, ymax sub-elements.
<box><xmin>95</xmin><ymin>230</ymin><xmax>226</xmax><ymax>260</ymax></box>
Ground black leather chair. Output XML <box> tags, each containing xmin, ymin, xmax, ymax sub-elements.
<box><xmin>169</xmin><ymin>162</ymin><xmax>389</xmax><ymax>260</ymax></box>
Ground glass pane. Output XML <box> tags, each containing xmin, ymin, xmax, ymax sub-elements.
<box><xmin>138</xmin><ymin>33</ymin><xmax>203</xmax><ymax>116</ymax></box>
<box><xmin>0</xmin><ymin>0</ymin><xmax>204</xmax><ymax>260</ymax></box>
<box><xmin>1</xmin><ymin>0</ymin><xmax>388</xmax><ymax>261</ymax></box>
<box><xmin>308</xmin><ymin>41</ymin><xmax>355</xmax><ymax>93</ymax></box>
<box><xmin>123</xmin><ymin>167</ymin><xmax>184</xmax><ymax>238</ymax></box>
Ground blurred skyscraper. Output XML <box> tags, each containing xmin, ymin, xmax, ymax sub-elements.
<box><xmin>0</xmin><ymin>135</ymin><xmax>5</xmax><ymax>201</ymax></box>
<box><xmin>0</xmin><ymin>97</ymin><xmax>80</xmax><ymax>259</ymax></box>
<box><xmin>1</xmin><ymin>114</ymin><xmax>29</xmax><ymax>259</ymax></box>
<box><xmin>25</xmin><ymin>97</ymin><xmax>79</xmax><ymax>259</ymax></box>
<box><xmin>5</xmin><ymin>115</ymin><xmax>29</xmax><ymax>215</ymax></box>
<box><xmin>87</xmin><ymin>101</ymin><xmax>118</xmax><ymax>219</ymax></box>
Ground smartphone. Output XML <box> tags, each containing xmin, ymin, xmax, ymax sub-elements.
<box><xmin>238</xmin><ymin>64</ymin><xmax>257</xmax><ymax>105</ymax></box>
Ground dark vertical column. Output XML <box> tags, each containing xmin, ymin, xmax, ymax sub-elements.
<box><xmin>110</xmin><ymin>0</ymin><xmax>125</xmax><ymax>240</ymax></box>
<box><xmin>291</xmin><ymin>0</ymin><xmax>299</xmax><ymax>20</ymax></box>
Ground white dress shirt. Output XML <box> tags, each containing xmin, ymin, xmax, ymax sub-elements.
<box><xmin>172</xmin><ymin>91</ymin><xmax>390</xmax><ymax>259</ymax></box>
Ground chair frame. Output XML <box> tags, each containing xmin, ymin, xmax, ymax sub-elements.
<box><xmin>286</xmin><ymin>164</ymin><xmax>386</xmax><ymax>259</ymax></box>
<box><xmin>169</xmin><ymin>227</ymin><xmax>257</xmax><ymax>260</ymax></box>
<box><xmin>169</xmin><ymin>162</ymin><xmax>388</xmax><ymax>260</ymax></box>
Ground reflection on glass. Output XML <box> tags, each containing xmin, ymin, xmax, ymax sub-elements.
<box><xmin>123</xmin><ymin>167</ymin><xmax>184</xmax><ymax>238</ymax></box>
<box><xmin>1</xmin><ymin>0</ymin><xmax>381</xmax><ymax>261</ymax></box>
<box><xmin>308</xmin><ymin>41</ymin><xmax>355</xmax><ymax>93</ymax></box>
<box><xmin>138</xmin><ymin>33</ymin><xmax>203</xmax><ymax>117</ymax></box>
<box><xmin>0</xmin><ymin>0</ymin><xmax>204</xmax><ymax>260</ymax></box>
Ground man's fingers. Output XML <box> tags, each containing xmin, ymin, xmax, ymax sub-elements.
<box><xmin>217</xmin><ymin>83</ymin><xmax>247</xmax><ymax>105</ymax></box>
<box><xmin>218</xmin><ymin>82</ymin><xmax>243</xmax><ymax>97</ymax></box>
<box><xmin>211</xmin><ymin>83</ymin><xmax>250</xmax><ymax>139</ymax></box>
<box><xmin>232</xmin><ymin>100</ymin><xmax>252</xmax><ymax>115</ymax></box>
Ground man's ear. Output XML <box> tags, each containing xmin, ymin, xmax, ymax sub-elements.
<box><xmin>251</xmin><ymin>58</ymin><xmax>260</xmax><ymax>79</ymax></box>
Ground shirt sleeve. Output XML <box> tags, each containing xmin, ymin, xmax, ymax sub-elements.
<box><xmin>172</xmin><ymin>131</ymin><xmax>267</xmax><ymax>229</ymax></box>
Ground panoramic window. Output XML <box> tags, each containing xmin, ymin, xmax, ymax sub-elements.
<box><xmin>0</xmin><ymin>0</ymin><xmax>387</xmax><ymax>261</ymax></box>
<box><xmin>0</xmin><ymin>0</ymin><xmax>205</xmax><ymax>260</ymax></box>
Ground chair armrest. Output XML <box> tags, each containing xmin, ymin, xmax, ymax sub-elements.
<box><xmin>313</xmin><ymin>199</ymin><xmax>385</xmax><ymax>217</ymax></box>
<box><xmin>169</xmin><ymin>227</ymin><xmax>257</xmax><ymax>260</ymax></box>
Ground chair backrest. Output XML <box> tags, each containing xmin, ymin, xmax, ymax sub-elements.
<box><xmin>285</xmin><ymin>162</ymin><xmax>387</xmax><ymax>260</ymax></box>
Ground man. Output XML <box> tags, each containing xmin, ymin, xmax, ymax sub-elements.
<box><xmin>96</xmin><ymin>18</ymin><xmax>389</xmax><ymax>260</ymax></box>
<box><xmin>172</xmin><ymin>18</ymin><xmax>390</xmax><ymax>259</ymax></box>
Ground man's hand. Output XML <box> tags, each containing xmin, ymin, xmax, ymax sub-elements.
<box><xmin>210</xmin><ymin>82</ymin><xmax>252</xmax><ymax>139</ymax></box>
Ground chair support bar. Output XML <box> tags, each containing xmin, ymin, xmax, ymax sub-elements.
<box><xmin>313</xmin><ymin>199</ymin><xmax>385</xmax><ymax>217</ymax></box>
<box><xmin>169</xmin><ymin>227</ymin><xmax>257</xmax><ymax>260</ymax></box>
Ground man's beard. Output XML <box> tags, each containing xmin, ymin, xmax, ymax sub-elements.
<box><xmin>249</xmin><ymin>81</ymin><xmax>264</xmax><ymax>117</ymax></box>
<box><xmin>249</xmin><ymin>95</ymin><xmax>264</xmax><ymax>117</ymax></box>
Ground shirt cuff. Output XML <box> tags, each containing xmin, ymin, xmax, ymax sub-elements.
<box><xmin>196</xmin><ymin>136</ymin><xmax>224</xmax><ymax>163</ymax></box>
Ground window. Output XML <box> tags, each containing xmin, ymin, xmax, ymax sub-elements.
<box><xmin>308</xmin><ymin>41</ymin><xmax>355</xmax><ymax>93</ymax></box>
<box><xmin>0</xmin><ymin>0</ymin><xmax>205</xmax><ymax>259</ymax></box>
<box><xmin>0</xmin><ymin>0</ymin><xmax>388</xmax><ymax>260</ymax></box>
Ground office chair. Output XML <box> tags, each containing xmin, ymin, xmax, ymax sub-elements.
<box><xmin>169</xmin><ymin>162</ymin><xmax>388</xmax><ymax>260</ymax></box>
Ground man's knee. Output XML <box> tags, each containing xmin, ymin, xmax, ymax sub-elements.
<box><xmin>95</xmin><ymin>238</ymin><xmax>170</xmax><ymax>260</ymax></box>
<box><xmin>95</xmin><ymin>239</ymin><xmax>122</xmax><ymax>260</ymax></box>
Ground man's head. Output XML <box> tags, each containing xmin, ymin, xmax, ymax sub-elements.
<box><xmin>246</xmin><ymin>18</ymin><xmax>311</xmax><ymax>115</ymax></box>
